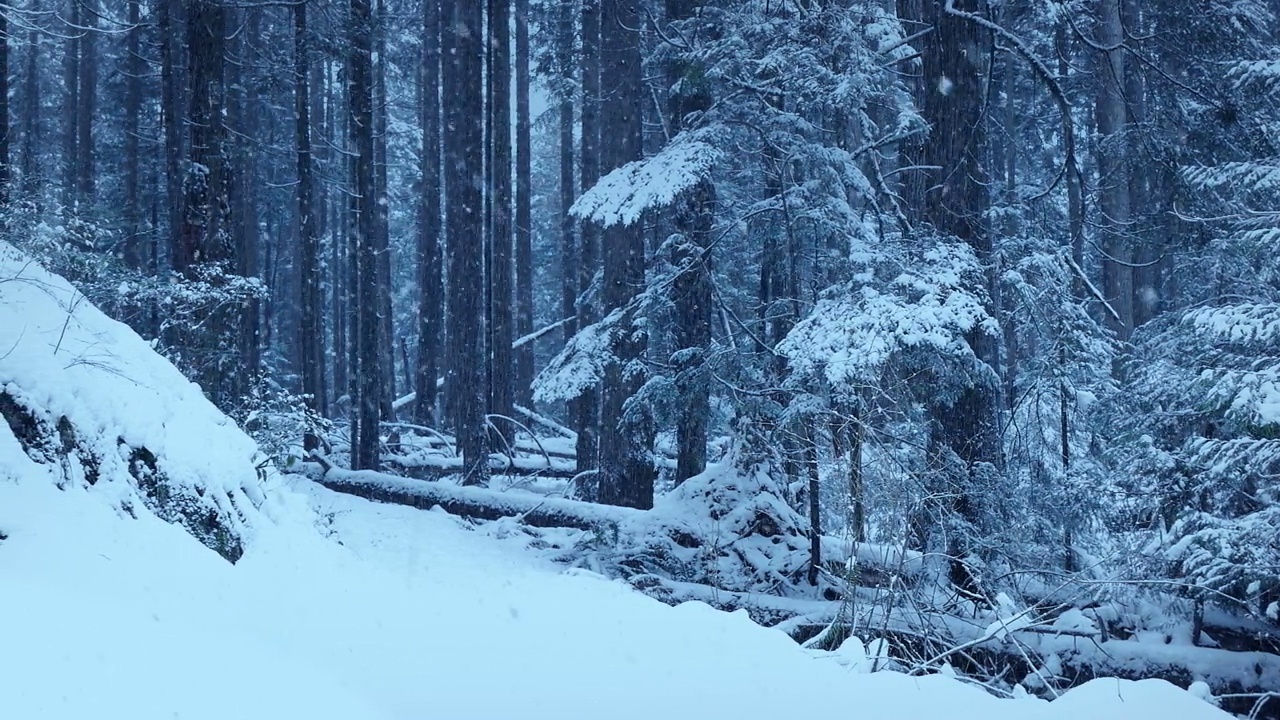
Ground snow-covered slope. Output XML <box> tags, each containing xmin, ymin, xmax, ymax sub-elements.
<box><xmin>0</xmin><ymin>245</ymin><xmax>1236</xmax><ymax>719</ymax></box>
<box><xmin>0</xmin><ymin>242</ymin><xmax>269</xmax><ymax>560</ymax></box>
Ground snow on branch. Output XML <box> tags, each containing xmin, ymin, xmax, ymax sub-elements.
<box><xmin>532</xmin><ymin>309</ymin><xmax>623</xmax><ymax>404</ymax></box>
<box><xmin>570</xmin><ymin>130</ymin><xmax>720</xmax><ymax>228</ymax></box>
<box><xmin>780</xmin><ymin>242</ymin><xmax>997</xmax><ymax>387</ymax></box>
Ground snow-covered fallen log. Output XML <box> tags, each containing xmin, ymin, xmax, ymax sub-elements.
<box><xmin>310</xmin><ymin>465</ymin><xmax>641</xmax><ymax>530</ymax></box>
<box><xmin>383</xmin><ymin>453</ymin><xmax>579</xmax><ymax>480</ymax></box>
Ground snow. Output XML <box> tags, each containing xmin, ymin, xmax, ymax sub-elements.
<box><xmin>0</xmin><ymin>244</ymin><xmax>1239</xmax><ymax>720</ymax></box>
<box><xmin>570</xmin><ymin>129</ymin><xmax>720</xmax><ymax>228</ymax></box>
<box><xmin>0</xmin><ymin>475</ymin><xmax>1238</xmax><ymax>720</ymax></box>
<box><xmin>0</xmin><ymin>241</ymin><xmax>270</xmax><ymax>557</ymax></box>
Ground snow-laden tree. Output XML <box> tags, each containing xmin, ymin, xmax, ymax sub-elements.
<box><xmin>1111</xmin><ymin>53</ymin><xmax>1280</xmax><ymax>625</ymax></box>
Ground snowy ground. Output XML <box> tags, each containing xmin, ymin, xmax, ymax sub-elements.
<box><xmin>0</xmin><ymin>241</ymin><xmax>1241</xmax><ymax>719</ymax></box>
<box><xmin>0</xmin><ymin>473</ymin><xmax>1237</xmax><ymax>720</ymax></box>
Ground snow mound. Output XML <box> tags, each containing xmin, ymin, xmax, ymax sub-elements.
<box><xmin>0</xmin><ymin>241</ymin><xmax>271</xmax><ymax>561</ymax></box>
<box><xmin>615</xmin><ymin>461</ymin><xmax>820</xmax><ymax>595</ymax></box>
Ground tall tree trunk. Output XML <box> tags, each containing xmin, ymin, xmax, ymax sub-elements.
<box><xmin>919</xmin><ymin>0</ymin><xmax>1001</xmax><ymax>595</ymax></box>
<box><xmin>180</xmin><ymin>0</ymin><xmax>229</xmax><ymax>272</ymax></box>
<box><xmin>1125</xmin><ymin>0</ymin><xmax>1154</xmax><ymax>328</ymax></box>
<box><xmin>666</xmin><ymin>0</ymin><xmax>714</xmax><ymax>484</ymax></box>
<box><xmin>415</xmin><ymin>0</ymin><xmax>443</xmax><ymax>427</ymax></box>
<box><xmin>20</xmin><ymin>24</ymin><xmax>39</xmax><ymax>195</ymax></box>
<box><xmin>1096</xmin><ymin>0</ymin><xmax>1133</xmax><ymax>341</ymax></box>
<box><xmin>329</xmin><ymin>59</ymin><xmax>349</xmax><ymax>414</ymax></box>
<box><xmin>557</xmin><ymin>0</ymin><xmax>576</xmax><ymax>351</ymax></box>
<box><xmin>61</xmin><ymin>0</ymin><xmax>79</xmax><ymax>207</ymax></box>
<box><xmin>349</xmin><ymin>0</ymin><xmax>382</xmax><ymax>471</ymax></box>
<box><xmin>230</xmin><ymin>7</ymin><xmax>261</xmax><ymax>401</ymax></box>
<box><xmin>513</xmin><ymin>0</ymin><xmax>534</xmax><ymax>408</ymax></box>
<box><xmin>122</xmin><ymin>0</ymin><xmax>142</xmax><ymax>267</ymax></box>
<box><xmin>574</xmin><ymin>0</ymin><xmax>601</xmax><ymax>481</ymax></box>
<box><xmin>596</xmin><ymin>0</ymin><xmax>652</xmax><ymax>510</ymax></box>
<box><xmin>159</xmin><ymin>0</ymin><xmax>183</xmax><ymax>258</ymax></box>
<box><xmin>0</xmin><ymin>10</ymin><xmax>10</xmax><ymax>197</ymax></box>
<box><xmin>297</xmin><ymin>0</ymin><xmax>324</xmax><ymax>450</ymax></box>
<box><xmin>373</xmin><ymin>1</ymin><xmax>394</xmax><ymax>415</ymax></box>
<box><xmin>488</xmin><ymin>0</ymin><xmax>515</xmax><ymax>421</ymax></box>
<box><xmin>76</xmin><ymin>0</ymin><xmax>96</xmax><ymax>200</ymax></box>
<box><xmin>443</xmin><ymin>0</ymin><xmax>491</xmax><ymax>484</ymax></box>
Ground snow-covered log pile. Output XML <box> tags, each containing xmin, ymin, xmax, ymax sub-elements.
<box><xmin>0</xmin><ymin>242</ymin><xmax>269</xmax><ymax>562</ymax></box>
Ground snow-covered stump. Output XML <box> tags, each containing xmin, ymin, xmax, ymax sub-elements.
<box><xmin>0</xmin><ymin>243</ymin><xmax>270</xmax><ymax>562</ymax></box>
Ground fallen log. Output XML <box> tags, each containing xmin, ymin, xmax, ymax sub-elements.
<box><xmin>382</xmin><ymin>454</ymin><xmax>579</xmax><ymax>481</ymax></box>
<box><xmin>310</xmin><ymin>466</ymin><xmax>642</xmax><ymax>531</ymax></box>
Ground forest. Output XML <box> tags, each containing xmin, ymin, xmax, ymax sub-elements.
<box><xmin>0</xmin><ymin>0</ymin><xmax>1278</xmax><ymax>711</ymax></box>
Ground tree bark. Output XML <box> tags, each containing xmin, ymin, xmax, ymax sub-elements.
<box><xmin>666</xmin><ymin>0</ymin><xmax>714</xmax><ymax>484</ymax></box>
<box><xmin>919</xmin><ymin>0</ymin><xmax>1002</xmax><ymax>594</ymax></box>
<box><xmin>415</xmin><ymin>0</ymin><xmax>443</xmax><ymax>428</ymax></box>
<box><xmin>1096</xmin><ymin>0</ymin><xmax>1133</xmax><ymax>340</ymax></box>
<box><xmin>76</xmin><ymin>0</ymin><xmax>96</xmax><ymax>200</ymax></box>
<box><xmin>488</xmin><ymin>0</ymin><xmax>515</xmax><ymax>421</ymax></box>
<box><xmin>514</xmin><ymin>0</ymin><xmax>535</xmax><ymax>408</ymax></box>
<box><xmin>61</xmin><ymin>0</ymin><xmax>79</xmax><ymax>207</ymax></box>
<box><xmin>349</xmin><ymin>0</ymin><xmax>382</xmax><ymax>471</ymax></box>
<box><xmin>159</xmin><ymin>0</ymin><xmax>183</xmax><ymax>259</ymax></box>
<box><xmin>443</xmin><ymin>0</ymin><xmax>491</xmax><ymax>484</ymax></box>
<box><xmin>574</xmin><ymin>0</ymin><xmax>601</xmax><ymax>481</ymax></box>
<box><xmin>557</xmin><ymin>0</ymin><xmax>576</xmax><ymax>352</ymax></box>
<box><xmin>122</xmin><ymin>0</ymin><xmax>142</xmax><ymax>267</ymax></box>
<box><xmin>373</xmin><ymin>2</ymin><xmax>395</xmax><ymax>416</ymax></box>
<box><xmin>20</xmin><ymin>24</ymin><xmax>39</xmax><ymax>195</ymax></box>
<box><xmin>297</xmin><ymin>0</ymin><xmax>324</xmax><ymax>450</ymax></box>
<box><xmin>179</xmin><ymin>0</ymin><xmax>230</xmax><ymax>272</ymax></box>
<box><xmin>596</xmin><ymin>0</ymin><xmax>653</xmax><ymax>510</ymax></box>
<box><xmin>0</xmin><ymin>10</ymin><xmax>10</xmax><ymax>197</ymax></box>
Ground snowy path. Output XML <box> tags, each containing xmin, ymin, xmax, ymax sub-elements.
<box><xmin>0</xmin><ymin>473</ymin><xmax>1233</xmax><ymax>720</ymax></box>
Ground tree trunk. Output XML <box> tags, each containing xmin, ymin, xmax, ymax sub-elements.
<box><xmin>574</xmin><ymin>0</ymin><xmax>601</xmax><ymax>481</ymax></box>
<box><xmin>415</xmin><ymin>0</ymin><xmax>443</xmax><ymax>428</ymax></box>
<box><xmin>20</xmin><ymin>25</ymin><xmax>39</xmax><ymax>196</ymax></box>
<box><xmin>488</xmin><ymin>0</ymin><xmax>515</xmax><ymax>421</ymax></box>
<box><xmin>312</xmin><ymin>466</ymin><xmax>638</xmax><ymax>531</ymax></box>
<box><xmin>514</xmin><ymin>0</ymin><xmax>535</xmax><ymax>408</ymax></box>
<box><xmin>0</xmin><ymin>10</ymin><xmax>10</xmax><ymax>197</ymax></box>
<box><xmin>557</xmin><ymin>0</ymin><xmax>576</xmax><ymax>353</ymax></box>
<box><xmin>1096</xmin><ymin>0</ymin><xmax>1133</xmax><ymax>341</ymax></box>
<box><xmin>666</xmin><ymin>0</ymin><xmax>714</xmax><ymax>484</ymax></box>
<box><xmin>297</xmin><ymin>0</ymin><xmax>324</xmax><ymax>451</ymax></box>
<box><xmin>596</xmin><ymin>0</ymin><xmax>653</xmax><ymax>510</ymax></box>
<box><xmin>229</xmin><ymin>7</ymin><xmax>260</xmax><ymax>402</ymax></box>
<box><xmin>159</xmin><ymin>0</ymin><xmax>183</xmax><ymax>259</ymax></box>
<box><xmin>919</xmin><ymin>0</ymin><xmax>1001</xmax><ymax>595</ymax></box>
<box><xmin>76</xmin><ymin>0</ymin><xmax>96</xmax><ymax>200</ymax></box>
<box><xmin>805</xmin><ymin>427</ymin><xmax>821</xmax><ymax>586</ymax></box>
<box><xmin>1125</xmin><ymin>0</ymin><xmax>1154</xmax><ymax>328</ymax></box>
<box><xmin>180</xmin><ymin>0</ymin><xmax>230</xmax><ymax>272</ymax></box>
<box><xmin>349</xmin><ymin>0</ymin><xmax>382</xmax><ymax>471</ymax></box>
<box><xmin>122</xmin><ymin>0</ymin><xmax>142</xmax><ymax>267</ymax></box>
<box><xmin>61</xmin><ymin>0</ymin><xmax>79</xmax><ymax>207</ymax></box>
<box><xmin>373</xmin><ymin>2</ymin><xmax>395</xmax><ymax>416</ymax></box>
<box><xmin>443</xmin><ymin>0</ymin><xmax>491</xmax><ymax>484</ymax></box>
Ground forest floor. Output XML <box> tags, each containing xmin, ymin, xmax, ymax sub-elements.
<box><xmin>0</xmin><ymin>470</ymin><xmax>1241</xmax><ymax>720</ymax></box>
<box><xmin>0</xmin><ymin>239</ymin><xmax>1255</xmax><ymax>719</ymax></box>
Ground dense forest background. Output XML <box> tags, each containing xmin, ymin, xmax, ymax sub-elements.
<box><xmin>2</xmin><ymin>0</ymin><xmax>1278</xmax><ymax>705</ymax></box>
